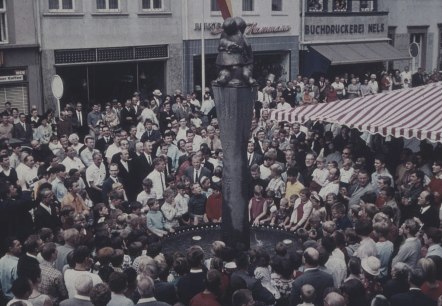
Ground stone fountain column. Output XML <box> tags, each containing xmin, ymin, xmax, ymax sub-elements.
<box><xmin>213</xmin><ymin>85</ymin><xmax>256</xmax><ymax>250</ymax></box>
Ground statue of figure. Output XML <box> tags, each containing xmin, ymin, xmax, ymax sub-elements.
<box><xmin>214</xmin><ymin>17</ymin><xmax>256</xmax><ymax>86</ymax></box>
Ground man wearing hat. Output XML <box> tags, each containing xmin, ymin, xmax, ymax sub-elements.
<box><xmin>361</xmin><ymin>256</ymin><xmax>382</xmax><ymax>300</ymax></box>
<box><xmin>152</xmin><ymin>89</ymin><xmax>162</xmax><ymax>109</ymax></box>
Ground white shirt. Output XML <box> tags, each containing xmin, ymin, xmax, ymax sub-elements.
<box><xmin>319</xmin><ymin>181</ymin><xmax>339</xmax><ymax>199</ymax></box>
<box><xmin>64</xmin><ymin>269</ymin><xmax>102</xmax><ymax>298</ymax></box>
<box><xmin>136</xmin><ymin>190</ymin><xmax>157</xmax><ymax>207</ymax></box>
<box><xmin>175</xmin><ymin>193</ymin><xmax>189</xmax><ymax>216</ymax></box>
<box><xmin>86</xmin><ymin>163</ymin><xmax>106</xmax><ymax>187</ymax></box>
<box><xmin>105</xmin><ymin>144</ymin><xmax>121</xmax><ymax>161</ymax></box>
<box><xmin>146</xmin><ymin>169</ymin><xmax>166</xmax><ymax>200</ymax></box>
<box><xmin>62</xmin><ymin>157</ymin><xmax>85</xmax><ymax>172</ymax></box>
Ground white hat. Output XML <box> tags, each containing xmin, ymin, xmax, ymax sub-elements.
<box><xmin>361</xmin><ymin>256</ymin><xmax>381</xmax><ymax>276</ymax></box>
<box><xmin>270</xmin><ymin>205</ymin><xmax>277</xmax><ymax>213</ymax></box>
<box><xmin>153</xmin><ymin>89</ymin><xmax>162</xmax><ymax>96</ymax></box>
<box><xmin>370</xmin><ymin>74</ymin><xmax>376</xmax><ymax>79</ymax></box>
<box><xmin>225</xmin><ymin>262</ymin><xmax>237</xmax><ymax>269</ymax></box>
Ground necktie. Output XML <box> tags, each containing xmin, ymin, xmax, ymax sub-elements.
<box><xmin>78</xmin><ymin>112</ymin><xmax>82</xmax><ymax>125</ymax></box>
<box><xmin>248</xmin><ymin>154</ymin><xmax>251</xmax><ymax>166</ymax></box>
<box><xmin>160</xmin><ymin>172</ymin><xmax>165</xmax><ymax>193</ymax></box>
<box><xmin>148</xmin><ymin>131</ymin><xmax>151</xmax><ymax>138</ymax></box>
<box><xmin>105</xmin><ymin>137</ymin><xmax>109</xmax><ymax>143</ymax></box>
<box><xmin>210</xmin><ymin>140</ymin><xmax>214</xmax><ymax>151</ymax></box>
<box><xmin>195</xmin><ymin>170</ymin><xmax>199</xmax><ymax>183</ymax></box>
<box><xmin>22</xmin><ymin>123</ymin><xmax>26</xmax><ymax>131</ymax></box>
<box><xmin>115</xmin><ymin>177</ymin><xmax>119</xmax><ymax>183</ymax></box>
<box><xmin>147</xmin><ymin>155</ymin><xmax>152</xmax><ymax>165</ymax></box>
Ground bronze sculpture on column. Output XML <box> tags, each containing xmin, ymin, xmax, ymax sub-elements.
<box><xmin>212</xmin><ymin>16</ymin><xmax>257</xmax><ymax>250</ymax></box>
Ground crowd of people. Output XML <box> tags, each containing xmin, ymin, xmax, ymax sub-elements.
<box><xmin>0</xmin><ymin>67</ymin><xmax>441</xmax><ymax>306</ymax></box>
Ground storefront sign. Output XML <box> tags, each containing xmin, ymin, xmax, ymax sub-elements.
<box><xmin>304</xmin><ymin>14</ymin><xmax>388</xmax><ymax>41</ymax></box>
<box><xmin>0</xmin><ymin>75</ymin><xmax>24</xmax><ymax>83</ymax></box>
<box><xmin>194</xmin><ymin>22</ymin><xmax>291</xmax><ymax>36</ymax></box>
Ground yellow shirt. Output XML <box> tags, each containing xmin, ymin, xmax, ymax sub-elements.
<box><xmin>61</xmin><ymin>192</ymin><xmax>88</xmax><ymax>214</ymax></box>
<box><xmin>285</xmin><ymin>181</ymin><xmax>305</xmax><ymax>201</ymax></box>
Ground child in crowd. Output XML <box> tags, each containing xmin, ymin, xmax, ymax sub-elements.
<box><xmin>248</xmin><ymin>185</ymin><xmax>267</xmax><ymax>226</ymax></box>
<box><xmin>273</xmin><ymin>197</ymin><xmax>291</xmax><ymax>227</ymax></box>
<box><xmin>174</xmin><ymin>182</ymin><xmax>190</xmax><ymax>225</ymax></box>
<box><xmin>160</xmin><ymin>189</ymin><xmax>179</xmax><ymax>232</ymax></box>
<box><xmin>340</xmin><ymin>158</ymin><xmax>354</xmax><ymax>187</ymax></box>
<box><xmin>311</xmin><ymin>156</ymin><xmax>329</xmax><ymax>192</ymax></box>
<box><xmin>205</xmin><ymin>183</ymin><xmax>222</xmax><ymax>223</ymax></box>
<box><xmin>188</xmin><ymin>183</ymin><xmax>208</xmax><ymax>226</ymax></box>
<box><xmin>200</xmin><ymin>176</ymin><xmax>213</xmax><ymax>198</ymax></box>
<box><xmin>145</xmin><ymin>198</ymin><xmax>168</xmax><ymax>237</ymax></box>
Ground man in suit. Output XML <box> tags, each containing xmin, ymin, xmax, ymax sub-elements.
<box><xmin>60</xmin><ymin>274</ymin><xmax>94</xmax><ymax>306</ymax></box>
<box><xmin>391</xmin><ymin>269</ymin><xmax>436</xmax><ymax>306</ymax></box>
<box><xmin>416</xmin><ymin>190</ymin><xmax>440</xmax><ymax>229</ymax></box>
<box><xmin>120</xmin><ymin>99</ymin><xmax>136</xmax><ymax>132</ymax></box>
<box><xmin>34</xmin><ymin>187</ymin><xmax>61</xmax><ymax>232</ymax></box>
<box><xmin>290</xmin><ymin>123</ymin><xmax>306</xmax><ymax>144</ymax></box>
<box><xmin>184</xmin><ymin>154</ymin><xmax>211</xmax><ymax>185</ymax></box>
<box><xmin>136</xmin><ymin>273</ymin><xmax>170</xmax><ymax>306</ymax></box>
<box><xmin>289</xmin><ymin>247</ymin><xmax>334</xmax><ymax>306</ymax></box>
<box><xmin>118</xmin><ymin>149</ymin><xmax>137</xmax><ymax>201</ymax></box>
<box><xmin>12</xmin><ymin>112</ymin><xmax>33</xmax><ymax>142</ymax></box>
<box><xmin>102</xmin><ymin>163</ymin><xmax>122</xmax><ymax>203</ymax></box>
<box><xmin>73</xmin><ymin>102</ymin><xmax>88</xmax><ymax>140</ymax></box>
<box><xmin>247</xmin><ymin>141</ymin><xmax>263</xmax><ymax>168</ymax></box>
<box><xmin>135</xmin><ymin>141</ymin><xmax>155</xmax><ymax>185</ymax></box>
<box><xmin>254</xmin><ymin>130</ymin><xmax>266</xmax><ymax>155</ymax></box>
<box><xmin>411</xmin><ymin>67</ymin><xmax>425</xmax><ymax>87</ymax></box>
<box><xmin>95</xmin><ymin>126</ymin><xmax>114</xmax><ymax>155</ymax></box>
<box><xmin>140</xmin><ymin>119</ymin><xmax>162</xmax><ymax>143</ymax></box>
<box><xmin>348</xmin><ymin>170</ymin><xmax>374</xmax><ymax>207</ymax></box>
<box><xmin>17</xmin><ymin>234</ymin><xmax>42</xmax><ymax>280</ymax></box>
<box><xmin>158</xmin><ymin>143</ymin><xmax>173</xmax><ymax>176</ymax></box>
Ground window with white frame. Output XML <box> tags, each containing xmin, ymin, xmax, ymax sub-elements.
<box><xmin>0</xmin><ymin>0</ymin><xmax>7</xmax><ymax>43</ymax></box>
<box><xmin>211</xmin><ymin>0</ymin><xmax>220</xmax><ymax>11</ymax></box>
<box><xmin>142</xmin><ymin>0</ymin><xmax>163</xmax><ymax>11</ymax></box>
<box><xmin>49</xmin><ymin>0</ymin><xmax>74</xmax><ymax>11</ymax></box>
<box><xmin>272</xmin><ymin>0</ymin><xmax>282</xmax><ymax>11</ymax></box>
<box><xmin>96</xmin><ymin>0</ymin><xmax>119</xmax><ymax>12</ymax></box>
<box><xmin>242</xmin><ymin>0</ymin><xmax>254</xmax><ymax>12</ymax></box>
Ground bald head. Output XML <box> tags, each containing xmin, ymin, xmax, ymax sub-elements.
<box><xmin>75</xmin><ymin>275</ymin><xmax>93</xmax><ymax>296</ymax></box>
<box><xmin>324</xmin><ymin>292</ymin><xmax>345</xmax><ymax>306</ymax></box>
<box><xmin>303</xmin><ymin>247</ymin><xmax>319</xmax><ymax>267</ymax></box>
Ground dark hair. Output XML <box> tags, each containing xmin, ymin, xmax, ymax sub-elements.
<box><xmin>90</xmin><ymin>283</ymin><xmax>111</xmax><ymax>306</ymax></box>
<box><xmin>355</xmin><ymin>219</ymin><xmax>373</xmax><ymax>236</ymax></box>
<box><xmin>409</xmin><ymin>269</ymin><xmax>425</xmax><ymax>287</ymax></box>
<box><xmin>108</xmin><ymin>272</ymin><xmax>128</xmax><ymax>293</ymax></box>
<box><xmin>73</xmin><ymin>245</ymin><xmax>90</xmax><ymax>264</ymax></box>
<box><xmin>187</xmin><ymin>246</ymin><xmax>204</xmax><ymax>268</ymax></box>
<box><xmin>340</xmin><ymin>279</ymin><xmax>368</xmax><ymax>306</ymax></box>
<box><xmin>10</xmin><ymin>278</ymin><xmax>32</xmax><ymax>299</ymax></box>
<box><xmin>348</xmin><ymin>256</ymin><xmax>361</xmax><ymax>275</ymax></box>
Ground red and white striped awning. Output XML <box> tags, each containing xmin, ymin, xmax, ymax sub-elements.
<box><xmin>270</xmin><ymin>82</ymin><xmax>442</xmax><ymax>142</ymax></box>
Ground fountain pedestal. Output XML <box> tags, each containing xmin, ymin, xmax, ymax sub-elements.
<box><xmin>212</xmin><ymin>85</ymin><xmax>257</xmax><ymax>250</ymax></box>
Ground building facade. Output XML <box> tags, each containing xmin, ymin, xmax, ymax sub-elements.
<box><xmin>39</xmin><ymin>0</ymin><xmax>183</xmax><ymax>111</ymax></box>
<box><xmin>300</xmin><ymin>0</ymin><xmax>411</xmax><ymax>78</ymax></box>
<box><xmin>0</xmin><ymin>0</ymin><xmax>42</xmax><ymax>114</ymax></box>
<box><xmin>182</xmin><ymin>0</ymin><xmax>299</xmax><ymax>93</ymax></box>
<box><xmin>381</xmin><ymin>0</ymin><xmax>442</xmax><ymax>73</ymax></box>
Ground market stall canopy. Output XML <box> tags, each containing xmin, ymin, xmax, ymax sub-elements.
<box><xmin>309</xmin><ymin>42</ymin><xmax>410</xmax><ymax>65</ymax></box>
<box><xmin>270</xmin><ymin>82</ymin><xmax>442</xmax><ymax>142</ymax></box>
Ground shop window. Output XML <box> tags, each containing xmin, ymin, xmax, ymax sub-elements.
<box><xmin>96</xmin><ymin>0</ymin><xmax>119</xmax><ymax>12</ymax></box>
<box><xmin>0</xmin><ymin>0</ymin><xmax>7</xmax><ymax>43</ymax></box>
<box><xmin>360</xmin><ymin>0</ymin><xmax>376</xmax><ymax>12</ymax></box>
<box><xmin>242</xmin><ymin>0</ymin><xmax>254</xmax><ymax>12</ymax></box>
<box><xmin>49</xmin><ymin>0</ymin><xmax>74</xmax><ymax>11</ymax></box>
<box><xmin>307</xmin><ymin>0</ymin><xmax>324</xmax><ymax>12</ymax></box>
<box><xmin>333</xmin><ymin>0</ymin><xmax>348</xmax><ymax>12</ymax></box>
<box><xmin>142</xmin><ymin>0</ymin><xmax>162</xmax><ymax>11</ymax></box>
<box><xmin>409</xmin><ymin>30</ymin><xmax>427</xmax><ymax>70</ymax></box>
<box><xmin>272</xmin><ymin>0</ymin><xmax>282</xmax><ymax>11</ymax></box>
<box><xmin>210</xmin><ymin>0</ymin><xmax>220</xmax><ymax>11</ymax></box>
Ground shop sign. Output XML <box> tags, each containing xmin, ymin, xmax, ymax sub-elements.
<box><xmin>0</xmin><ymin>75</ymin><xmax>24</xmax><ymax>83</ymax></box>
<box><xmin>194</xmin><ymin>22</ymin><xmax>291</xmax><ymax>36</ymax></box>
<box><xmin>304</xmin><ymin>15</ymin><xmax>388</xmax><ymax>41</ymax></box>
